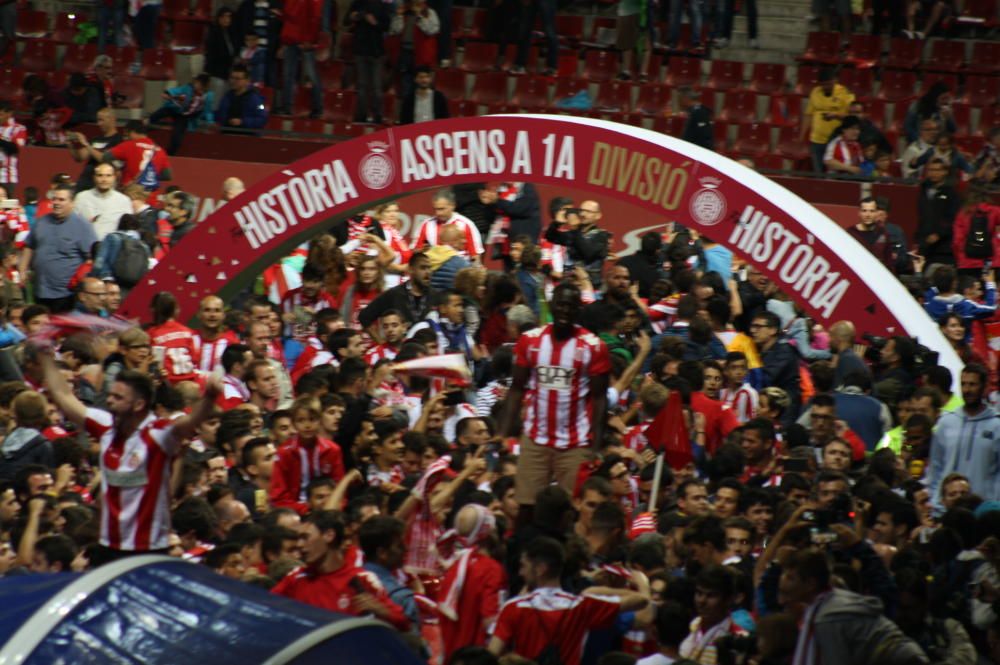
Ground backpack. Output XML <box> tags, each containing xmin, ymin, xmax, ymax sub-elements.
<box><xmin>964</xmin><ymin>208</ymin><xmax>992</xmax><ymax>259</ymax></box>
<box><xmin>112</xmin><ymin>232</ymin><xmax>151</xmax><ymax>287</ymax></box>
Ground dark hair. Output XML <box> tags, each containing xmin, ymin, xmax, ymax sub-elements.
<box><xmin>35</xmin><ymin>534</ymin><xmax>77</xmax><ymax>570</ymax></box>
<box><xmin>304</xmin><ymin>510</ymin><xmax>346</xmax><ymax>546</ymax></box>
<box><xmin>742</xmin><ymin>417</ymin><xmax>775</xmax><ymax>443</ymax></box>
<box><xmin>222</xmin><ymin>343</ymin><xmax>250</xmax><ymax>374</ymax></box>
<box><xmin>684</xmin><ymin>515</ymin><xmax>727</xmax><ymax>550</ymax></box>
<box><xmin>739</xmin><ymin>487</ymin><xmax>774</xmax><ymax>513</ymax></box>
<box><xmin>151</xmin><ymin>291</ymin><xmax>179</xmax><ymax>325</ymax></box>
<box><xmin>695</xmin><ymin>564</ymin><xmax>736</xmax><ymax>597</ymax></box>
<box><xmin>963</xmin><ymin>363</ymin><xmax>989</xmax><ymax>386</ymax></box>
<box><xmin>654</xmin><ymin>601</ymin><xmax>691</xmax><ymax>649</ymax></box>
<box><xmin>114</xmin><ymin>369</ymin><xmax>155</xmax><ymax>409</ymax></box>
<box><xmin>676</xmin><ymin>361</ymin><xmax>704</xmax><ymax>391</ymax></box>
<box><xmin>783</xmin><ymin>550</ymin><xmax>831</xmax><ymax>590</ymax></box>
<box><xmin>523</xmin><ymin>535</ymin><xmax>565</xmax><ymax>579</ymax></box>
<box><xmin>448</xmin><ymin>646</ymin><xmax>499</xmax><ymax>665</ymax></box>
<box><xmin>262</xmin><ymin>525</ymin><xmax>299</xmax><ymax>559</ymax></box>
<box><xmin>204</xmin><ymin>542</ymin><xmax>241</xmax><ymax>569</ymax></box>
<box><xmin>327</xmin><ymin>328</ymin><xmax>360</xmax><ymax>359</ymax></box>
<box><xmin>358</xmin><ymin>515</ymin><xmax>405</xmax><ymax>561</ymax></box>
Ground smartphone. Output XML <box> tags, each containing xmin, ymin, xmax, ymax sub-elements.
<box><xmin>443</xmin><ymin>390</ymin><xmax>466</xmax><ymax>406</ymax></box>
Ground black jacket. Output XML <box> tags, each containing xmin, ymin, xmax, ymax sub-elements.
<box><xmin>544</xmin><ymin>222</ymin><xmax>610</xmax><ymax>287</ymax></box>
<box><xmin>345</xmin><ymin>0</ymin><xmax>390</xmax><ymax>57</ymax></box>
<box><xmin>682</xmin><ymin>104</ymin><xmax>714</xmax><ymax>150</ymax></box>
<box><xmin>617</xmin><ymin>251</ymin><xmax>663</xmax><ymax>299</ymax></box>
<box><xmin>917</xmin><ymin>180</ymin><xmax>960</xmax><ymax>265</ymax></box>
<box><xmin>399</xmin><ymin>89</ymin><xmax>449</xmax><ymax>125</ymax></box>
<box><xmin>358</xmin><ymin>282</ymin><xmax>435</xmax><ymax>329</ymax></box>
<box><xmin>204</xmin><ymin>23</ymin><xmax>238</xmax><ymax>79</ymax></box>
<box><xmin>760</xmin><ymin>340</ymin><xmax>802</xmax><ymax>424</ymax></box>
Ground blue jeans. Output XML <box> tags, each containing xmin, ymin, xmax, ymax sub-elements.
<box><xmin>429</xmin><ymin>0</ymin><xmax>452</xmax><ymax>60</ymax></box>
<box><xmin>516</xmin><ymin>0</ymin><xmax>558</xmax><ymax>69</ymax></box>
<box><xmin>133</xmin><ymin>4</ymin><xmax>160</xmax><ymax>50</ymax></box>
<box><xmin>98</xmin><ymin>4</ymin><xmax>125</xmax><ymax>51</ymax></box>
<box><xmin>810</xmin><ymin>141</ymin><xmax>827</xmax><ymax>173</ymax></box>
<box><xmin>281</xmin><ymin>45</ymin><xmax>323</xmax><ymax>114</ymax></box>
<box><xmin>669</xmin><ymin>0</ymin><xmax>703</xmax><ymax>46</ymax></box>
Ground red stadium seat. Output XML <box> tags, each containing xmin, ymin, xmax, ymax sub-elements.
<box><xmin>776</xmin><ymin>125</ymin><xmax>810</xmax><ymax>165</ymax></box>
<box><xmin>43</xmin><ymin>70</ymin><xmax>68</xmax><ymax>90</ymax></box>
<box><xmin>875</xmin><ymin>70</ymin><xmax>917</xmax><ymax>103</ymax></box>
<box><xmin>139</xmin><ymin>48</ymin><xmax>176</xmax><ymax>80</ymax></box>
<box><xmin>838</xmin><ymin>67</ymin><xmax>874</xmax><ymax>100</ymax></box>
<box><xmin>61</xmin><ymin>43</ymin><xmax>98</xmax><ymax>73</ymax></box>
<box><xmin>634</xmin><ymin>83</ymin><xmax>671</xmax><ymax>116</ymax></box>
<box><xmin>955</xmin><ymin>134</ymin><xmax>986</xmax><ymax>156</ymax></box>
<box><xmin>747</xmin><ymin>63</ymin><xmax>786</xmax><ymax>96</ymax></box>
<box><xmin>556</xmin><ymin>52</ymin><xmax>579</xmax><ymax>78</ymax></box>
<box><xmin>265</xmin><ymin>116</ymin><xmax>288</xmax><ymax>132</ymax></box>
<box><xmin>107</xmin><ymin>45</ymin><xmax>137</xmax><ymax>66</ymax></box>
<box><xmin>550</xmin><ymin>77</ymin><xmax>590</xmax><ymax>110</ymax></box>
<box><xmin>885</xmin><ymin>99</ymin><xmax>910</xmax><ymax>133</ymax></box>
<box><xmin>15</xmin><ymin>10</ymin><xmax>48</xmax><ymax>38</ymax></box>
<box><xmin>468</xmin><ymin>71</ymin><xmax>508</xmax><ymax>111</ymax></box>
<box><xmin>582</xmin><ymin>49</ymin><xmax>618</xmax><ymax>83</ymax></box>
<box><xmin>323</xmin><ymin>89</ymin><xmax>355</xmax><ymax>122</ymax></box>
<box><xmin>967</xmin><ymin>42</ymin><xmax>1000</xmax><ymax>75</ymax></box>
<box><xmin>718</xmin><ymin>90</ymin><xmax>759</xmax><ymax>124</ymax></box>
<box><xmin>793</xmin><ymin>65</ymin><xmax>820</xmax><ymax>97</ymax></box>
<box><xmin>980</xmin><ymin>105</ymin><xmax>1000</xmax><ymax>131</ymax></box>
<box><xmin>584</xmin><ymin>16</ymin><xmax>616</xmax><ymax>47</ymax></box>
<box><xmin>112</xmin><ymin>75</ymin><xmax>145</xmax><ymax>108</ymax></box>
<box><xmin>170</xmin><ymin>20</ymin><xmax>206</xmax><ymax>51</ymax></box>
<box><xmin>594</xmin><ymin>80</ymin><xmax>633</xmax><ymax>112</ymax></box>
<box><xmin>962</xmin><ymin>75</ymin><xmax>1000</xmax><ymax>108</ymax></box>
<box><xmin>796</xmin><ymin>31</ymin><xmax>841</xmax><ymax>65</ymax></box>
<box><xmin>704</xmin><ymin>60</ymin><xmax>743</xmax><ymax>92</ymax></box>
<box><xmin>763</xmin><ymin>93</ymin><xmax>803</xmax><ymax>127</ymax></box>
<box><xmin>448</xmin><ymin>99</ymin><xmax>479</xmax><ymax>117</ymax></box>
<box><xmin>53</xmin><ymin>12</ymin><xmax>88</xmax><ymax>44</ymax></box>
<box><xmin>162</xmin><ymin>0</ymin><xmax>195</xmax><ymax>21</ymax></box>
<box><xmin>921</xmin><ymin>72</ymin><xmax>958</xmax><ymax>94</ymax></box>
<box><xmin>951</xmin><ymin>102</ymin><xmax>973</xmax><ymax>136</ymax></box>
<box><xmin>554</xmin><ymin>15</ymin><xmax>585</xmax><ymax>48</ymax></box>
<box><xmin>924</xmin><ymin>39</ymin><xmax>967</xmax><ymax>73</ymax></box>
<box><xmin>842</xmin><ymin>33</ymin><xmax>881</xmax><ymax>68</ymax></box>
<box><xmin>435</xmin><ymin>68</ymin><xmax>467</xmax><ymax>100</ymax></box>
<box><xmin>864</xmin><ymin>98</ymin><xmax>888</xmax><ymax>127</ymax></box>
<box><xmin>18</xmin><ymin>40</ymin><xmax>56</xmax><ymax>73</ymax></box>
<box><xmin>755</xmin><ymin>154</ymin><xmax>785</xmax><ymax>170</ymax></box>
<box><xmin>957</xmin><ymin>0</ymin><xmax>998</xmax><ymax>27</ymax></box>
<box><xmin>643</xmin><ymin>54</ymin><xmax>664</xmax><ymax>81</ymax></box>
<box><xmin>461</xmin><ymin>9</ymin><xmax>488</xmax><ymax>41</ymax></box>
<box><xmin>733</xmin><ymin>122</ymin><xmax>772</xmax><ymax>156</ymax></box>
<box><xmin>331</xmin><ymin>121</ymin><xmax>366</xmax><ymax>137</ymax></box>
<box><xmin>291</xmin><ymin>118</ymin><xmax>327</xmax><ymax>136</ymax></box>
<box><xmin>459</xmin><ymin>42</ymin><xmax>498</xmax><ymax>73</ymax></box>
<box><xmin>883</xmin><ymin>37</ymin><xmax>922</xmax><ymax>70</ymax></box>
<box><xmin>664</xmin><ymin>56</ymin><xmax>702</xmax><ymax>88</ymax></box>
<box><xmin>317</xmin><ymin>60</ymin><xmax>345</xmax><ymax>90</ymax></box>
<box><xmin>651</xmin><ymin>114</ymin><xmax>687</xmax><ymax>136</ymax></box>
<box><xmin>291</xmin><ymin>87</ymin><xmax>321</xmax><ymax>116</ymax></box>
<box><xmin>509</xmin><ymin>74</ymin><xmax>550</xmax><ymax>111</ymax></box>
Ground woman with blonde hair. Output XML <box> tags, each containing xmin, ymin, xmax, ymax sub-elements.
<box><xmin>453</xmin><ymin>265</ymin><xmax>486</xmax><ymax>338</ymax></box>
<box><xmin>341</xmin><ymin>255</ymin><xmax>386</xmax><ymax>335</ymax></box>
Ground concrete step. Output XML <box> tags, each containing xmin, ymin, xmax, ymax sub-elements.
<box><xmin>728</xmin><ymin>27</ymin><xmax>808</xmax><ymax>52</ymax></box>
<box><xmin>731</xmin><ymin>14</ymin><xmax>811</xmax><ymax>34</ymax></box>
<box><xmin>714</xmin><ymin>46</ymin><xmax>801</xmax><ymax>64</ymax></box>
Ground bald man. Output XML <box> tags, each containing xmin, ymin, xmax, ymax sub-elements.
<box><xmin>75</xmin><ymin>276</ymin><xmax>108</xmax><ymax>316</ymax></box>
<box><xmin>428</xmin><ymin>224</ymin><xmax>472</xmax><ymax>291</ymax></box>
<box><xmin>222</xmin><ymin>177</ymin><xmax>245</xmax><ymax>203</ymax></box>
<box><xmin>829</xmin><ymin>320</ymin><xmax>870</xmax><ymax>387</ymax></box>
<box><xmin>544</xmin><ymin>199</ymin><xmax>610</xmax><ymax>288</ymax></box>
<box><xmin>438</xmin><ymin>504</ymin><xmax>507</xmax><ymax>659</ymax></box>
<box><xmin>196</xmin><ymin>295</ymin><xmax>240</xmax><ymax>373</ymax></box>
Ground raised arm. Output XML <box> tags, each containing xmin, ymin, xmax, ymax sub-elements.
<box><xmin>38</xmin><ymin>348</ymin><xmax>88</xmax><ymax>428</ymax></box>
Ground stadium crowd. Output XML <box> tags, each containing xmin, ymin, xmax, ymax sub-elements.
<box><xmin>1</xmin><ymin>130</ymin><xmax>1000</xmax><ymax>665</ymax></box>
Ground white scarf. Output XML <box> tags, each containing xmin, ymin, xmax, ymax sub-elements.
<box><xmin>437</xmin><ymin>504</ymin><xmax>495</xmax><ymax>621</ymax></box>
<box><xmin>792</xmin><ymin>591</ymin><xmax>833</xmax><ymax>665</ymax></box>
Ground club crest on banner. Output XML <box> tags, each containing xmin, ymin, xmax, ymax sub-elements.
<box><xmin>689</xmin><ymin>176</ymin><xmax>726</xmax><ymax>226</ymax></box>
<box><xmin>359</xmin><ymin>141</ymin><xmax>394</xmax><ymax>190</ymax></box>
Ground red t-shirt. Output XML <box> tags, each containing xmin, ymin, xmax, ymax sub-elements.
<box><xmin>108</xmin><ymin>137</ymin><xmax>171</xmax><ymax>189</ymax></box>
<box><xmin>148</xmin><ymin>320</ymin><xmax>201</xmax><ymax>383</ymax></box>
<box><xmin>439</xmin><ymin>553</ymin><xmax>507</xmax><ymax>658</ymax></box>
<box><xmin>492</xmin><ymin>587</ymin><xmax>621</xmax><ymax>664</ymax></box>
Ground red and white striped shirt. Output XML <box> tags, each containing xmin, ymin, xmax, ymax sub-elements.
<box><xmin>364</xmin><ymin>342</ymin><xmax>399</xmax><ymax>366</ymax></box>
<box><xmin>647</xmin><ymin>296</ymin><xmax>678</xmax><ymax>334</ymax></box>
<box><xmin>382</xmin><ymin>223</ymin><xmax>412</xmax><ymax>265</ymax></box>
<box><xmin>218</xmin><ymin>374</ymin><xmax>250</xmax><ymax>409</ymax></box>
<box><xmin>412</xmin><ymin>213</ymin><xmax>484</xmax><ymax>258</ymax></box>
<box><xmin>622</xmin><ymin>422</ymin><xmax>649</xmax><ymax>453</ymax></box>
<box><xmin>823</xmin><ymin>135</ymin><xmax>863</xmax><ymax>170</ymax></box>
<box><xmin>0</xmin><ymin>118</ymin><xmax>27</xmax><ymax>183</ymax></box>
<box><xmin>719</xmin><ymin>384</ymin><xmax>759</xmax><ymax>424</ymax></box>
<box><xmin>514</xmin><ymin>324</ymin><xmax>611</xmax><ymax>449</ymax></box>
<box><xmin>84</xmin><ymin>407</ymin><xmax>181</xmax><ymax>551</ymax></box>
<box><xmin>195</xmin><ymin>330</ymin><xmax>240</xmax><ymax>374</ymax></box>
<box><xmin>539</xmin><ymin>238</ymin><xmax>567</xmax><ymax>276</ymax></box>
<box><xmin>281</xmin><ymin>286</ymin><xmax>340</xmax><ymax>342</ymax></box>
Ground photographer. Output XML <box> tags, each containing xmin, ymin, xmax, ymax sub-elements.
<box><xmin>544</xmin><ymin>199</ymin><xmax>610</xmax><ymax>289</ymax></box>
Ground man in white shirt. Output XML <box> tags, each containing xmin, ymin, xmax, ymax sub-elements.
<box><xmin>900</xmin><ymin>119</ymin><xmax>940</xmax><ymax>179</ymax></box>
<box><xmin>73</xmin><ymin>163</ymin><xmax>133</xmax><ymax>240</ymax></box>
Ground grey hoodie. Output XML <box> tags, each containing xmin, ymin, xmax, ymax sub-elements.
<box><xmin>814</xmin><ymin>589</ymin><xmax>929</xmax><ymax>665</ymax></box>
<box><xmin>0</xmin><ymin>427</ymin><xmax>52</xmax><ymax>482</ymax></box>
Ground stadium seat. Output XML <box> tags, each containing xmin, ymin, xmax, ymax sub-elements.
<box><xmin>634</xmin><ymin>83</ymin><xmax>671</xmax><ymax>116</ymax></box>
<box><xmin>776</xmin><ymin>126</ymin><xmax>810</xmax><ymax>166</ymax></box>
<box><xmin>556</xmin><ymin>52</ymin><xmax>579</xmax><ymax>78</ymax></box>
<box><xmin>170</xmin><ymin>20</ymin><xmax>206</xmax><ymax>51</ymax></box>
<box><xmin>317</xmin><ymin>60</ymin><xmax>345</xmax><ymax>90</ymax></box>
<box><xmin>469</xmin><ymin>70</ymin><xmax>508</xmax><ymax>111</ymax></box>
<box><xmin>331</xmin><ymin>121</ymin><xmax>366</xmax><ymax>137</ymax></box>
<box><xmin>884</xmin><ymin>100</ymin><xmax>910</xmax><ymax>133</ymax></box>
<box><xmin>112</xmin><ymin>75</ymin><xmax>145</xmax><ymax>108</ymax></box>
<box><xmin>746</xmin><ymin>63</ymin><xmax>786</xmax><ymax>96</ymax></box>
<box><xmin>838</xmin><ymin>67</ymin><xmax>874</xmax><ymax>100</ymax></box>
<box><xmin>643</xmin><ymin>54</ymin><xmax>665</xmax><ymax>81</ymax></box>
<box><xmin>924</xmin><ymin>39</ymin><xmax>966</xmax><ymax>73</ymax></box>
<box><xmin>61</xmin><ymin>43</ymin><xmax>98</xmax><ymax>73</ymax></box>
<box><xmin>18</xmin><ymin>40</ymin><xmax>56</xmax><ymax>73</ymax></box>
<box><xmin>967</xmin><ymin>42</ymin><xmax>1000</xmax><ymax>75</ymax></box>
<box><xmin>106</xmin><ymin>45</ymin><xmax>137</xmax><ymax>66</ymax></box>
<box><xmin>704</xmin><ymin>60</ymin><xmax>743</xmax><ymax>92</ymax></box>
<box><xmin>550</xmin><ymin>77</ymin><xmax>590</xmax><ymax>110</ymax></box>
<box><xmin>651</xmin><ymin>114</ymin><xmax>687</xmax><ymax>136</ymax></box>
<box><xmin>291</xmin><ymin>118</ymin><xmax>327</xmax><ymax>136</ymax></box>
<box><xmin>665</xmin><ymin>56</ymin><xmax>702</xmax><ymax>88</ymax></box>
<box><xmin>462</xmin><ymin>9</ymin><xmax>488</xmax><ymax>41</ymax></box>
<box><xmin>951</xmin><ymin>103</ymin><xmax>973</xmax><ymax>136</ymax></box>
<box><xmin>459</xmin><ymin>42</ymin><xmax>498</xmax><ymax>73</ymax></box>
<box><xmin>955</xmin><ymin>134</ymin><xmax>986</xmax><ymax>156</ymax></box>
<box><xmin>323</xmin><ymin>89</ymin><xmax>355</xmax><ymax>122</ymax></box>
<box><xmin>717</xmin><ymin>90</ymin><xmax>758</xmax><ymax>124</ymax></box>
<box><xmin>796</xmin><ymin>31</ymin><xmax>841</xmax><ymax>65</ymax></box>
<box><xmin>594</xmin><ymin>81</ymin><xmax>632</xmax><ymax>112</ymax></box>
<box><xmin>962</xmin><ymin>75</ymin><xmax>1000</xmax><ymax>108</ymax></box>
<box><xmin>139</xmin><ymin>48</ymin><xmax>176</xmax><ymax>80</ymax></box>
<box><xmin>191</xmin><ymin>0</ymin><xmax>213</xmax><ymax>21</ymax></box>
<box><xmin>583</xmin><ymin>16</ymin><xmax>617</xmax><ymax>47</ymax></box>
<box><xmin>980</xmin><ymin>105</ymin><xmax>1000</xmax><ymax>131</ymax></box>
<box><xmin>883</xmin><ymin>37</ymin><xmax>922</xmax><ymax>70</ymax></box>
<box><xmin>554</xmin><ymin>15</ymin><xmax>585</xmax><ymax>48</ymax></box>
<box><xmin>864</xmin><ymin>98</ymin><xmax>888</xmax><ymax>127</ymax></box>
<box><xmin>755</xmin><ymin>154</ymin><xmax>785</xmax><ymax>170</ymax></box>
<box><xmin>875</xmin><ymin>70</ymin><xmax>917</xmax><ymax>103</ymax></box>
<box><xmin>582</xmin><ymin>49</ymin><xmax>618</xmax><ymax>83</ymax></box>
<box><xmin>53</xmin><ymin>12</ymin><xmax>88</xmax><ymax>44</ymax></box>
<box><xmin>15</xmin><ymin>10</ymin><xmax>48</xmax><ymax>38</ymax></box>
<box><xmin>921</xmin><ymin>72</ymin><xmax>958</xmax><ymax>94</ymax></box>
<box><xmin>957</xmin><ymin>0</ymin><xmax>998</xmax><ymax>28</ymax></box>
<box><xmin>435</xmin><ymin>68</ymin><xmax>467</xmax><ymax>100</ymax></box>
<box><xmin>291</xmin><ymin>87</ymin><xmax>320</xmax><ymax>116</ymax></box>
<box><xmin>842</xmin><ymin>33</ymin><xmax>881</xmax><ymax>69</ymax></box>
<box><xmin>509</xmin><ymin>74</ymin><xmax>550</xmax><ymax>111</ymax></box>
<box><xmin>763</xmin><ymin>93</ymin><xmax>802</xmax><ymax>127</ymax></box>
<box><xmin>265</xmin><ymin>116</ymin><xmax>288</xmax><ymax>132</ymax></box>
<box><xmin>793</xmin><ymin>65</ymin><xmax>820</xmax><ymax>97</ymax></box>
<box><xmin>448</xmin><ymin>99</ymin><xmax>479</xmax><ymax>117</ymax></box>
<box><xmin>450</xmin><ymin>7</ymin><xmax>470</xmax><ymax>39</ymax></box>
<box><xmin>733</xmin><ymin>122</ymin><xmax>772</xmax><ymax>156</ymax></box>
<box><xmin>43</xmin><ymin>70</ymin><xmax>68</xmax><ymax>90</ymax></box>
<box><xmin>162</xmin><ymin>0</ymin><xmax>196</xmax><ymax>21</ymax></box>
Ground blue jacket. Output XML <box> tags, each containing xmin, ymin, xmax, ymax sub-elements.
<box><xmin>929</xmin><ymin>405</ymin><xmax>1000</xmax><ymax>508</ymax></box>
<box><xmin>833</xmin><ymin>387</ymin><xmax>890</xmax><ymax>450</ymax></box>
<box><xmin>216</xmin><ymin>89</ymin><xmax>269</xmax><ymax>130</ymax></box>
<box><xmin>924</xmin><ymin>284</ymin><xmax>997</xmax><ymax>324</ymax></box>
<box><xmin>162</xmin><ymin>83</ymin><xmax>216</xmax><ymax>127</ymax></box>
<box><xmin>429</xmin><ymin>254</ymin><xmax>470</xmax><ymax>292</ymax></box>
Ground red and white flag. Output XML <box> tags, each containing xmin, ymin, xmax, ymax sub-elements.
<box><xmin>629</xmin><ymin>512</ymin><xmax>657</xmax><ymax>539</ymax></box>
<box><xmin>390</xmin><ymin>353</ymin><xmax>472</xmax><ymax>387</ymax></box>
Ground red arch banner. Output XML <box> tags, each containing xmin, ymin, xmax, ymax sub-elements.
<box><xmin>120</xmin><ymin>115</ymin><xmax>961</xmax><ymax>379</ymax></box>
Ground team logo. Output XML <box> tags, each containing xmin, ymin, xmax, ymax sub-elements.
<box><xmin>359</xmin><ymin>141</ymin><xmax>394</xmax><ymax>190</ymax></box>
<box><xmin>338</xmin><ymin>595</ymin><xmax>351</xmax><ymax>610</ymax></box>
<box><xmin>689</xmin><ymin>176</ymin><xmax>727</xmax><ymax>227</ymax></box>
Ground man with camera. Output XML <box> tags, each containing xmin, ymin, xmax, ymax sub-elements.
<box><xmin>543</xmin><ymin>200</ymin><xmax>611</xmax><ymax>289</ymax></box>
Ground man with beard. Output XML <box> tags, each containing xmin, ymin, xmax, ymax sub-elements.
<box><xmin>929</xmin><ymin>363</ymin><xmax>1000</xmax><ymax>506</ymax></box>
<box><xmin>359</xmin><ymin>250</ymin><xmax>435</xmax><ymax>330</ymax></box>
<box><xmin>364</xmin><ymin>310</ymin><xmax>408</xmax><ymax>365</ymax></box>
